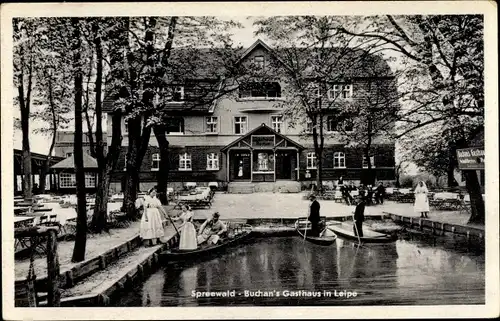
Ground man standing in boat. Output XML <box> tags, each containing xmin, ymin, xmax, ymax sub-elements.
<box><xmin>197</xmin><ymin>212</ymin><xmax>227</xmax><ymax>245</ymax></box>
<box><xmin>308</xmin><ymin>194</ymin><xmax>322</xmax><ymax>237</ymax></box>
<box><xmin>353</xmin><ymin>196</ymin><xmax>366</xmax><ymax>237</ymax></box>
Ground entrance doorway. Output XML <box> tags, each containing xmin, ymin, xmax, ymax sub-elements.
<box><xmin>275</xmin><ymin>151</ymin><xmax>292</xmax><ymax>180</ymax></box>
<box><xmin>230</xmin><ymin>151</ymin><xmax>251</xmax><ymax>181</ymax></box>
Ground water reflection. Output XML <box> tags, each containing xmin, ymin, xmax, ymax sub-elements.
<box><xmin>114</xmin><ymin>236</ymin><xmax>484</xmax><ymax>306</ymax></box>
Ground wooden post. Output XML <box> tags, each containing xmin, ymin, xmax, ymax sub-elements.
<box><xmin>46</xmin><ymin>229</ymin><xmax>60</xmax><ymax>307</ymax></box>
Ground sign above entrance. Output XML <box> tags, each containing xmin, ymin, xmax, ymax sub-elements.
<box><xmin>252</xmin><ymin>135</ymin><xmax>275</xmax><ymax>147</ymax></box>
<box><xmin>457</xmin><ymin>147</ymin><xmax>484</xmax><ymax>170</ymax></box>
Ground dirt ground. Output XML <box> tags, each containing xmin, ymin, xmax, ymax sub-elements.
<box><xmin>190</xmin><ymin>192</ymin><xmax>484</xmax><ymax>229</ymax></box>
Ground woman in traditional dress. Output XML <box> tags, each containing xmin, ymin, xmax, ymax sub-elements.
<box><xmin>174</xmin><ymin>205</ymin><xmax>197</xmax><ymax>250</ymax></box>
<box><xmin>414</xmin><ymin>181</ymin><xmax>430</xmax><ymax>218</ymax></box>
<box><xmin>140</xmin><ymin>187</ymin><xmax>166</xmax><ymax>246</ymax></box>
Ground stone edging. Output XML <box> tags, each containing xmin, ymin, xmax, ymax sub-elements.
<box><xmin>15</xmin><ymin>234</ymin><xmax>142</xmax><ymax>302</ymax></box>
<box><xmin>37</xmin><ymin>233</ymin><xmax>181</xmax><ymax>307</ymax></box>
<box><xmin>384</xmin><ymin>212</ymin><xmax>484</xmax><ymax>239</ymax></box>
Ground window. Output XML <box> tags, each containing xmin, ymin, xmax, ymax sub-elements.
<box><xmin>234</xmin><ymin>116</ymin><xmax>247</xmax><ymax>134</ymax></box>
<box><xmin>239</xmin><ymin>82</ymin><xmax>281</xmax><ymax>99</ymax></box>
<box><xmin>179</xmin><ymin>153</ymin><xmax>192</xmax><ymax>171</ymax></box>
<box><xmin>328</xmin><ymin>85</ymin><xmax>341</xmax><ymax>100</ymax></box>
<box><xmin>271</xmin><ymin>115</ymin><xmax>283</xmax><ymax>133</ymax></box>
<box><xmin>123</xmin><ymin>155</ymin><xmax>127</xmax><ymax>171</ymax></box>
<box><xmin>342</xmin><ymin>84</ymin><xmax>353</xmax><ymax>99</ymax></box>
<box><xmin>16</xmin><ymin>175</ymin><xmax>22</xmax><ymax>192</ymax></box>
<box><xmin>362</xmin><ymin>155</ymin><xmax>375</xmax><ymax>168</ymax></box>
<box><xmin>307</xmin><ymin>152</ymin><xmax>317</xmax><ymax>169</ymax></box>
<box><xmin>85</xmin><ymin>173</ymin><xmax>96</xmax><ymax>188</ymax></box>
<box><xmin>335</xmin><ymin>119</ymin><xmax>354</xmax><ymax>132</ymax></box>
<box><xmin>254</xmin><ymin>56</ymin><xmax>265</xmax><ymax>69</ymax></box>
<box><xmin>151</xmin><ymin>153</ymin><xmax>160</xmax><ymax>171</ymax></box>
<box><xmin>66</xmin><ymin>152</ymin><xmax>73</xmax><ymax>158</ymax></box>
<box><xmin>172</xmin><ymin>86</ymin><xmax>184</xmax><ymax>102</ymax></box>
<box><xmin>59</xmin><ymin>173</ymin><xmax>76</xmax><ymax>188</ymax></box>
<box><xmin>326</xmin><ymin>116</ymin><xmax>336</xmax><ymax>132</ymax></box>
<box><xmin>305</xmin><ymin>119</ymin><xmax>313</xmax><ymax>133</ymax></box>
<box><xmin>165</xmin><ymin>117</ymin><xmax>184</xmax><ymax>134</ymax></box>
<box><xmin>206</xmin><ymin>153</ymin><xmax>219</xmax><ymax>170</ymax></box>
<box><xmin>206</xmin><ymin>116</ymin><xmax>219</xmax><ymax>133</ymax></box>
<box><xmin>328</xmin><ymin>84</ymin><xmax>353</xmax><ymax>100</ymax></box>
<box><xmin>45</xmin><ymin>175</ymin><xmax>51</xmax><ymax>191</ymax></box>
<box><xmin>254</xmin><ymin>152</ymin><xmax>274</xmax><ymax>172</ymax></box>
<box><xmin>333</xmin><ymin>152</ymin><xmax>346</xmax><ymax>168</ymax></box>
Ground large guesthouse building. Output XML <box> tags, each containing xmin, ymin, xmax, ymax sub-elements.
<box><xmin>97</xmin><ymin>39</ymin><xmax>396</xmax><ymax>193</ymax></box>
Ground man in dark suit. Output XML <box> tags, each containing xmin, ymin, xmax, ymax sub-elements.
<box><xmin>353</xmin><ymin>197</ymin><xmax>366</xmax><ymax>237</ymax></box>
<box><xmin>375</xmin><ymin>182</ymin><xmax>386</xmax><ymax>204</ymax></box>
<box><xmin>308</xmin><ymin>194</ymin><xmax>322</xmax><ymax>237</ymax></box>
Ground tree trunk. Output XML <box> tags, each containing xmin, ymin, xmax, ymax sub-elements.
<box><xmin>311</xmin><ymin>116</ymin><xmax>323</xmax><ymax>193</ymax></box>
<box><xmin>19</xmin><ymin>66</ymin><xmax>33</xmax><ymax>201</ymax></box>
<box><xmin>71</xmin><ymin>18</ymin><xmax>88</xmax><ymax>263</ymax></box>
<box><xmin>91</xmin><ymin>169</ymin><xmax>110</xmax><ymax>232</ymax></box>
<box><xmin>46</xmin><ymin>230</ymin><xmax>60</xmax><ymax>307</ymax></box>
<box><xmin>92</xmin><ymin>110</ymin><xmax>123</xmax><ymax>231</ymax></box>
<box><xmin>464</xmin><ymin>170</ymin><xmax>485</xmax><ymax>224</ymax></box>
<box><xmin>154</xmin><ymin>125</ymin><xmax>169</xmax><ymax>205</ymax></box>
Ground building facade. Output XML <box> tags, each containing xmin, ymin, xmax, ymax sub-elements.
<box><xmin>53</xmin><ymin>131</ymin><xmax>99</xmax><ymax>158</ymax></box>
<box><xmin>100</xmin><ymin>39</ymin><xmax>397</xmax><ymax>192</ymax></box>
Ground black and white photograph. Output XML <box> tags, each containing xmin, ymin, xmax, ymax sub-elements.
<box><xmin>1</xmin><ymin>1</ymin><xmax>498</xmax><ymax>319</ymax></box>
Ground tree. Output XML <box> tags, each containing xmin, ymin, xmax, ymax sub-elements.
<box><xmin>340</xmin><ymin>15</ymin><xmax>484</xmax><ymax>223</ymax></box>
<box><xmin>85</xmin><ymin>18</ymin><xmax>125</xmax><ymax>233</ymax></box>
<box><xmin>115</xmin><ymin>17</ymin><xmax>243</xmax><ymax>217</ymax></box>
<box><xmin>71</xmin><ymin>17</ymin><xmax>88</xmax><ymax>263</ymax></box>
<box><xmin>31</xmin><ymin>18</ymin><xmax>73</xmax><ymax>193</ymax></box>
<box><xmin>254</xmin><ymin>16</ymin><xmax>391</xmax><ymax>191</ymax></box>
<box><xmin>13</xmin><ymin>18</ymin><xmax>41</xmax><ymax>200</ymax></box>
<box><xmin>337</xmin><ymin>71</ymin><xmax>400</xmax><ymax>185</ymax></box>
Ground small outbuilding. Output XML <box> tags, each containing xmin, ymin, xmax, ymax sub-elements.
<box><xmin>50</xmin><ymin>153</ymin><xmax>99</xmax><ymax>194</ymax></box>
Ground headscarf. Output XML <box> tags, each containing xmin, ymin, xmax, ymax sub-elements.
<box><xmin>415</xmin><ymin>181</ymin><xmax>428</xmax><ymax>193</ymax></box>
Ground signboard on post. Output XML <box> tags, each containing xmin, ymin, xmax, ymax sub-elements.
<box><xmin>457</xmin><ymin>147</ymin><xmax>484</xmax><ymax>170</ymax></box>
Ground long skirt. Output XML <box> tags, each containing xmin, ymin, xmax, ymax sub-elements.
<box><xmin>140</xmin><ymin>208</ymin><xmax>165</xmax><ymax>240</ymax></box>
<box><xmin>179</xmin><ymin>222</ymin><xmax>197</xmax><ymax>250</ymax></box>
<box><xmin>414</xmin><ymin>194</ymin><xmax>430</xmax><ymax>213</ymax></box>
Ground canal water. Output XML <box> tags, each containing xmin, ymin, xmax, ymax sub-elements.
<box><xmin>114</xmin><ymin>233</ymin><xmax>484</xmax><ymax>306</ymax></box>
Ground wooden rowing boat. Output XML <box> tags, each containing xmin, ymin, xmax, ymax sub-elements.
<box><xmin>161</xmin><ymin>224</ymin><xmax>253</xmax><ymax>261</ymax></box>
<box><xmin>327</xmin><ymin>222</ymin><xmax>397</xmax><ymax>244</ymax></box>
<box><xmin>294</xmin><ymin>219</ymin><xmax>337</xmax><ymax>246</ymax></box>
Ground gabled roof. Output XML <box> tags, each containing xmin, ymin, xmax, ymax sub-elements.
<box><xmin>237</xmin><ymin>39</ymin><xmax>274</xmax><ymax>62</ymax></box>
<box><xmin>51</xmin><ymin>153</ymin><xmax>98</xmax><ymax>169</ymax></box>
<box><xmin>221</xmin><ymin>123</ymin><xmax>304</xmax><ymax>152</ymax></box>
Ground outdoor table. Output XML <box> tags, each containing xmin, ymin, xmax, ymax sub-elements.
<box><xmin>14</xmin><ymin>207</ymin><xmax>31</xmax><ymax>215</ymax></box>
<box><xmin>14</xmin><ymin>216</ymin><xmax>35</xmax><ymax>251</ymax></box>
<box><xmin>15</xmin><ymin>216</ymin><xmax>35</xmax><ymax>228</ymax></box>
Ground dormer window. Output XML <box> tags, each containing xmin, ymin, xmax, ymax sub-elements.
<box><xmin>328</xmin><ymin>84</ymin><xmax>353</xmax><ymax>100</ymax></box>
<box><xmin>173</xmin><ymin>86</ymin><xmax>184</xmax><ymax>102</ymax></box>
<box><xmin>254</xmin><ymin>56</ymin><xmax>265</xmax><ymax>69</ymax></box>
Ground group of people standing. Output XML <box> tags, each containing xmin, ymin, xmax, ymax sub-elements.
<box><xmin>137</xmin><ymin>187</ymin><xmax>227</xmax><ymax>249</ymax></box>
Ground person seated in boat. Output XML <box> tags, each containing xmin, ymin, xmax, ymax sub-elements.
<box><xmin>308</xmin><ymin>194</ymin><xmax>323</xmax><ymax>237</ymax></box>
<box><xmin>197</xmin><ymin>212</ymin><xmax>227</xmax><ymax>245</ymax></box>
<box><xmin>353</xmin><ymin>196</ymin><xmax>366</xmax><ymax>238</ymax></box>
